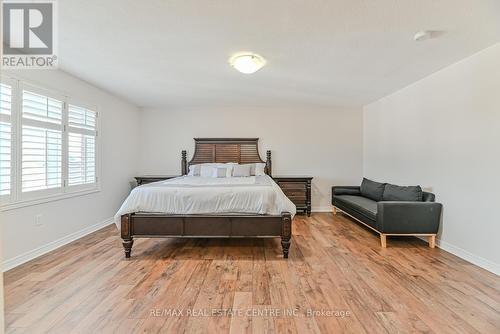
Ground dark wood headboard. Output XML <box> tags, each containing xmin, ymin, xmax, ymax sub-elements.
<box><xmin>181</xmin><ymin>138</ymin><xmax>271</xmax><ymax>176</ymax></box>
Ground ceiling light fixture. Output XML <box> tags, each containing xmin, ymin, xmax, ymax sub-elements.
<box><xmin>229</xmin><ymin>53</ymin><xmax>266</xmax><ymax>74</ymax></box>
<box><xmin>414</xmin><ymin>30</ymin><xmax>432</xmax><ymax>42</ymax></box>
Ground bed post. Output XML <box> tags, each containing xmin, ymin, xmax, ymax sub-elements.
<box><xmin>266</xmin><ymin>150</ymin><xmax>272</xmax><ymax>177</ymax></box>
<box><xmin>281</xmin><ymin>212</ymin><xmax>292</xmax><ymax>258</ymax></box>
<box><xmin>181</xmin><ymin>150</ymin><xmax>188</xmax><ymax>175</ymax></box>
<box><xmin>121</xmin><ymin>214</ymin><xmax>134</xmax><ymax>258</ymax></box>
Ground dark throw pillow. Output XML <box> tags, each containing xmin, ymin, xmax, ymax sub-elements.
<box><xmin>360</xmin><ymin>178</ymin><xmax>386</xmax><ymax>201</ymax></box>
<box><xmin>382</xmin><ymin>184</ymin><xmax>423</xmax><ymax>202</ymax></box>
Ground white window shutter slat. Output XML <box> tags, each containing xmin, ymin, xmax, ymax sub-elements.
<box><xmin>0</xmin><ymin>83</ymin><xmax>12</xmax><ymax>196</ymax></box>
<box><xmin>21</xmin><ymin>90</ymin><xmax>63</xmax><ymax>193</ymax></box>
<box><xmin>68</xmin><ymin>105</ymin><xmax>97</xmax><ymax>186</ymax></box>
<box><xmin>68</xmin><ymin>133</ymin><xmax>96</xmax><ymax>186</ymax></box>
<box><xmin>68</xmin><ymin>104</ymin><xmax>96</xmax><ymax>131</ymax></box>
<box><xmin>22</xmin><ymin>90</ymin><xmax>62</xmax><ymax>124</ymax></box>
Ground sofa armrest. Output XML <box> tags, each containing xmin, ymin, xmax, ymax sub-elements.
<box><xmin>377</xmin><ymin>201</ymin><xmax>442</xmax><ymax>234</ymax></box>
<box><xmin>332</xmin><ymin>186</ymin><xmax>361</xmax><ymax>196</ymax></box>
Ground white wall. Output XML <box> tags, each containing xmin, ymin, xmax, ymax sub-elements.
<box><xmin>1</xmin><ymin>70</ymin><xmax>140</xmax><ymax>269</ymax></box>
<box><xmin>138</xmin><ymin>107</ymin><xmax>364</xmax><ymax>210</ymax></box>
<box><xmin>363</xmin><ymin>43</ymin><xmax>500</xmax><ymax>274</ymax></box>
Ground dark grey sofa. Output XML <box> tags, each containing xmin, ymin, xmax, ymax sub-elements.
<box><xmin>331</xmin><ymin>178</ymin><xmax>442</xmax><ymax>248</ymax></box>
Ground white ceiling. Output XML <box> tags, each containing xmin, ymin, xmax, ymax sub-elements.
<box><xmin>58</xmin><ymin>0</ymin><xmax>500</xmax><ymax>109</ymax></box>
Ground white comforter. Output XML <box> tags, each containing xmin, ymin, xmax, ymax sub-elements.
<box><xmin>114</xmin><ymin>175</ymin><xmax>296</xmax><ymax>228</ymax></box>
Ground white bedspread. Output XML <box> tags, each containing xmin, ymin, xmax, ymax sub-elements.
<box><xmin>114</xmin><ymin>175</ymin><xmax>296</xmax><ymax>228</ymax></box>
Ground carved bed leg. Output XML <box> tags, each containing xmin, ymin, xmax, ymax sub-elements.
<box><xmin>123</xmin><ymin>238</ymin><xmax>134</xmax><ymax>258</ymax></box>
<box><xmin>281</xmin><ymin>238</ymin><xmax>291</xmax><ymax>259</ymax></box>
<box><xmin>281</xmin><ymin>212</ymin><xmax>292</xmax><ymax>258</ymax></box>
<box><xmin>121</xmin><ymin>214</ymin><xmax>134</xmax><ymax>258</ymax></box>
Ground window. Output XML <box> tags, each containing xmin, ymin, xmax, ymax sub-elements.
<box><xmin>21</xmin><ymin>90</ymin><xmax>63</xmax><ymax>193</ymax></box>
<box><xmin>0</xmin><ymin>83</ymin><xmax>12</xmax><ymax>196</ymax></box>
<box><xmin>0</xmin><ymin>78</ymin><xmax>100</xmax><ymax>209</ymax></box>
<box><xmin>67</xmin><ymin>105</ymin><xmax>97</xmax><ymax>186</ymax></box>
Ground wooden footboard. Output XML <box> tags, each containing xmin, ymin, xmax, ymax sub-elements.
<box><xmin>121</xmin><ymin>212</ymin><xmax>292</xmax><ymax>258</ymax></box>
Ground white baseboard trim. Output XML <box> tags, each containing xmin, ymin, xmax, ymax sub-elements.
<box><xmin>2</xmin><ymin>217</ymin><xmax>114</xmax><ymax>272</ymax></box>
<box><xmin>435</xmin><ymin>238</ymin><xmax>500</xmax><ymax>276</ymax></box>
<box><xmin>332</xmin><ymin>206</ymin><xmax>499</xmax><ymax>276</ymax></box>
<box><xmin>311</xmin><ymin>206</ymin><xmax>333</xmax><ymax>212</ymax></box>
<box><xmin>5</xmin><ymin>212</ymin><xmax>498</xmax><ymax>277</ymax></box>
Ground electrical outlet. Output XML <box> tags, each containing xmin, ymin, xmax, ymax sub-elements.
<box><xmin>34</xmin><ymin>214</ymin><xmax>43</xmax><ymax>227</ymax></box>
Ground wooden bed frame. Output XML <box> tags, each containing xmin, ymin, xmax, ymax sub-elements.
<box><xmin>120</xmin><ymin>138</ymin><xmax>293</xmax><ymax>258</ymax></box>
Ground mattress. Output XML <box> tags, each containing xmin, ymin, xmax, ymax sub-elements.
<box><xmin>114</xmin><ymin>175</ymin><xmax>296</xmax><ymax>228</ymax></box>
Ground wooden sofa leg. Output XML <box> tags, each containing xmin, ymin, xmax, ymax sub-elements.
<box><xmin>428</xmin><ymin>235</ymin><xmax>436</xmax><ymax>248</ymax></box>
<box><xmin>380</xmin><ymin>234</ymin><xmax>387</xmax><ymax>248</ymax></box>
<box><xmin>332</xmin><ymin>206</ymin><xmax>337</xmax><ymax>215</ymax></box>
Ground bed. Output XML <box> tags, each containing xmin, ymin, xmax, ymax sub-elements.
<box><xmin>116</xmin><ymin>138</ymin><xmax>295</xmax><ymax>258</ymax></box>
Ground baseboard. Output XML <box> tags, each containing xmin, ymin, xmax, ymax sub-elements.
<box><xmin>2</xmin><ymin>217</ymin><xmax>114</xmax><ymax>272</ymax></box>
<box><xmin>5</xmin><ymin>213</ymin><xmax>498</xmax><ymax>277</ymax></box>
<box><xmin>333</xmin><ymin>206</ymin><xmax>499</xmax><ymax>276</ymax></box>
<box><xmin>434</xmin><ymin>238</ymin><xmax>500</xmax><ymax>276</ymax></box>
<box><xmin>311</xmin><ymin>206</ymin><xmax>333</xmax><ymax>212</ymax></box>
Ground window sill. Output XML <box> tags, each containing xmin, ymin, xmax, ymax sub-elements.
<box><xmin>0</xmin><ymin>187</ymin><xmax>101</xmax><ymax>212</ymax></box>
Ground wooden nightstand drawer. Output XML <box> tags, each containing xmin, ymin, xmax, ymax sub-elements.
<box><xmin>273</xmin><ymin>176</ymin><xmax>313</xmax><ymax>216</ymax></box>
<box><xmin>282</xmin><ymin>188</ymin><xmax>306</xmax><ymax>197</ymax></box>
<box><xmin>284</xmin><ymin>195</ymin><xmax>306</xmax><ymax>203</ymax></box>
<box><xmin>278</xmin><ymin>181</ymin><xmax>306</xmax><ymax>188</ymax></box>
<box><xmin>290</xmin><ymin>200</ymin><xmax>307</xmax><ymax>207</ymax></box>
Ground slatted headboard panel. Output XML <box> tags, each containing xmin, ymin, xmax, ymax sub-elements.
<box><xmin>181</xmin><ymin>138</ymin><xmax>271</xmax><ymax>175</ymax></box>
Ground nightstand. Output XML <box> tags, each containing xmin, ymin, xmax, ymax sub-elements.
<box><xmin>134</xmin><ymin>175</ymin><xmax>180</xmax><ymax>186</ymax></box>
<box><xmin>273</xmin><ymin>176</ymin><xmax>313</xmax><ymax>216</ymax></box>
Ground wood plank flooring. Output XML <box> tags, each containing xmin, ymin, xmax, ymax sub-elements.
<box><xmin>4</xmin><ymin>213</ymin><xmax>500</xmax><ymax>334</ymax></box>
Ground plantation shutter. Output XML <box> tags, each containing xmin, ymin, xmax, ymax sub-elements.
<box><xmin>21</xmin><ymin>90</ymin><xmax>63</xmax><ymax>193</ymax></box>
<box><xmin>0</xmin><ymin>83</ymin><xmax>12</xmax><ymax>196</ymax></box>
<box><xmin>67</xmin><ymin>105</ymin><xmax>97</xmax><ymax>186</ymax></box>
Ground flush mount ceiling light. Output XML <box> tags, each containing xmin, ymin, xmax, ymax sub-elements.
<box><xmin>414</xmin><ymin>30</ymin><xmax>432</xmax><ymax>42</ymax></box>
<box><xmin>229</xmin><ymin>53</ymin><xmax>266</xmax><ymax>74</ymax></box>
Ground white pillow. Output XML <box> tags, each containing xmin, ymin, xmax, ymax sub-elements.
<box><xmin>212</xmin><ymin>167</ymin><xmax>229</xmax><ymax>178</ymax></box>
<box><xmin>189</xmin><ymin>163</ymin><xmax>235</xmax><ymax>176</ymax></box>
<box><xmin>254</xmin><ymin>163</ymin><xmax>266</xmax><ymax>176</ymax></box>
<box><xmin>238</xmin><ymin>163</ymin><xmax>266</xmax><ymax>176</ymax></box>
<box><xmin>188</xmin><ymin>164</ymin><xmax>201</xmax><ymax>176</ymax></box>
<box><xmin>232</xmin><ymin>164</ymin><xmax>251</xmax><ymax>177</ymax></box>
<box><xmin>224</xmin><ymin>164</ymin><xmax>235</xmax><ymax>177</ymax></box>
<box><xmin>200</xmin><ymin>165</ymin><xmax>214</xmax><ymax>177</ymax></box>
<box><xmin>217</xmin><ymin>163</ymin><xmax>235</xmax><ymax>177</ymax></box>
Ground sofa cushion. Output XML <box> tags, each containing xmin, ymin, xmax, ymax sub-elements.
<box><xmin>382</xmin><ymin>184</ymin><xmax>423</xmax><ymax>202</ymax></box>
<box><xmin>360</xmin><ymin>178</ymin><xmax>386</xmax><ymax>201</ymax></box>
<box><xmin>333</xmin><ymin>195</ymin><xmax>377</xmax><ymax>221</ymax></box>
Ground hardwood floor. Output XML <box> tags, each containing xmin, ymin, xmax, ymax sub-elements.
<box><xmin>4</xmin><ymin>213</ymin><xmax>500</xmax><ymax>334</ymax></box>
